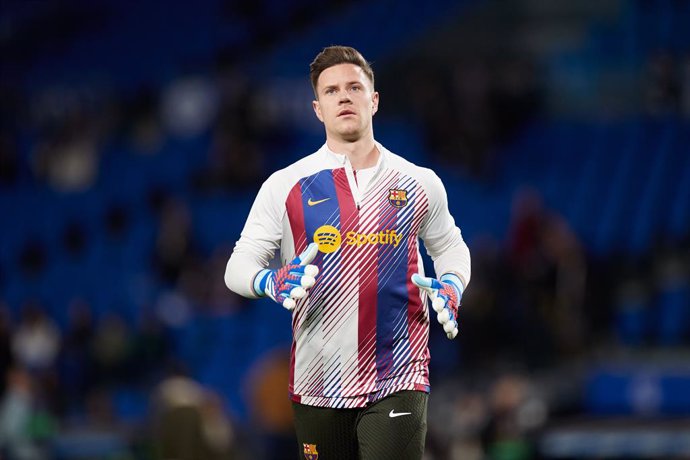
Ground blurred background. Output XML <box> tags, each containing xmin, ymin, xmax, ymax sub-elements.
<box><xmin>1</xmin><ymin>0</ymin><xmax>689</xmax><ymax>458</ymax></box>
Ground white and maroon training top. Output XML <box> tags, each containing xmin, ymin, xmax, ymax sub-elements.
<box><xmin>225</xmin><ymin>141</ymin><xmax>471</xmax><ymax>408</ymax></box>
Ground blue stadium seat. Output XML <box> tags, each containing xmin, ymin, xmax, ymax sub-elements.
<box><xmin>655</xmin><ymin>283</ymin><xmax>690</xmax><ymax>346</ymax></box>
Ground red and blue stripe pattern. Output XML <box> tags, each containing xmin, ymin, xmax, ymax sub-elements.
<box><xmin>285</xmin><ymin>167</ymin><xmax>430</xmax><ymax>408</ymax></box>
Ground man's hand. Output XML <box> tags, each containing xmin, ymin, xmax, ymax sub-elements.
<box><xmin>253</xmin><ymin>243</ymin><xmax>319</xmax><ymax>310</ymax></box>
<box><xmin>411</xmin><ymin>273</ymin><xmax>463</xmax><ymax>339</ymax></box>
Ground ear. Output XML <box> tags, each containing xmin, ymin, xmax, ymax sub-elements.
<box><xmin>312</xmin><ymin>99</ymin><xmax>324</xmax><ymax>123</ymax></box>
<box><xmin>371</xmin><ymin>91</ymin><xmax>380</xmax><ymax>116</ymax></box>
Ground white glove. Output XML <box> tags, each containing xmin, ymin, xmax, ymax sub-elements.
<box><xmin>411</xmin><ymin>273</ymin><xmax>463</xmax><ymax>339</ymax></box>
<box><xmin>253</xmin><ymin>243</ymin><xmax>319</xmax><ymax>310</ymax></box>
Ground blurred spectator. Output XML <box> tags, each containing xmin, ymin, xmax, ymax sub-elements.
<box><xmin>31</xmin><ymin>117</ymin><xmax>99</xmax><ymax>193</ymax></box>
<box><xmin>155</xmin><ymin>289</ymin><xmax>193</xmax><ymax>329</ymax></box>
<box><xmin>63</xmin><ymin>300</ymin><xmax>94</xmax><ymax>354</ymax></box>
<box><xmin>124</xmin><ymin>85</ymin><xmax>164</xmax><ymax>154</ymax></box>
<box><xmin>449</xmin><ymin>59</ymin><xmax>494</xmax><ymax>175</ymax></box>
<box><xmin>245</xmin><ymin>349</ymin><xmax>295</xmax><ymax>460</ymax></box>
<box><xmin>427</xmin><ymin>382</ymin><xmax>490</xmax><ymax>460</ymax></box>
<box><xmin>428</xmin><ymin>373</ymin><xmax>548</xmax><ymax>460</ymax></box>
<box><xmin>11</xmin><ymin>302</ymin><xmax>60</xmax><ymax>374</ymax></box>
<box><xmin>177</xmin><ymin>257</ymin><xmax>212</xmax><ymax>312</ymax></box>
<box><xmin>152</xmin><ymin>197</ymin><xmax>199</xmax><ymax>285</ymax></box>
<box><xmin>508</xmin><ymin>188</ymin><xmax>546</xmax><ymax>274</ymax></box>
<box><xmin>446</xmin><ymin>391</ymin><xmax>489</xmax><ymax>460</ymax></box>
<box><xmin>11</xmin><ymin>302</ymin><xmax>61</xmax><ymax>416</ymax></box>
<box><xmin>161</xmin><ymin>76</ymin><xmax>218</xmax><ymax>139</ymax></box>
<box><xmin>454</xmin><ymin>235</ymin><xmax>508</xmax><ymax>370</ymax></box>
<box><xmin>57</xmin><ymin>299</ymin><xmax>95</xmax><ymax>417</ymax></box>
<box><xmin>506</xmin><ymin>187</ymin><xmax>589</xmax><ymax>364</ymax></box>
<box><xmin>91</xmin><ymin>312</ymin><xmax>132</xmax><ymax>386</ymax></box>
<box><xmin>152</xmin><ymin>367</ymin><xmax>235</xmax><ymax>460</ymax></box>
<box><xmin>199</xmin><ymin>127</ymin><xmax>265</xmax><ymax>190</ymax></box>
<box><xmin>26</xmin><ymin>81</ymin><xmax>119</xmax><ymax>193</ymax></box>
<box><xmin>0</xmin><ymin>367</ymin><xmax>56</xmax><ymax>460</ymax></box>
<box><xmin>199</xmin><ymin>392</ymin><xmax>235</xmax><ymax>459</ymax></box>
<box><xmin>481</xmin><ymin>374</ymin><xmax>546</xmax><ymax>460</ymax></box>
<box><xmin>194</xmin><ymin>67</ymin><xmax>265</xmax><ymax>191</ymax></box>
<box><xmin>131</xmin><ymin>310</ymin><xmax>172</xmax><ymax>384</ymax></box>
<box><xmin>395</xmin><ymin>55</ymin><xmax>540</xmax><ymax>178</ymax></box>
<box><xmin>651</xmin><ymin>242</ymin><xmax>690</xmax><ymax>345</ymax></box>
<box><xmin>506</xmin><ymin>189</ymin><xmax>557</xmax><ymax>367</ymax></box>
<box><xmin>540</xmin><ymin>214</ymin><xmax>587</xmax><ymax>355</ymax></box>
<box><xmin>614</xmin><ymin>270</ymin><xmax>652</xmax><ymax>347</ymax></box>
<box><xmin>0</xmin><ymin>305</ymin><xmax>14</xmax><ymax>398</ymax></box>
<box><xmin>83</xmin><ymin>387</ymin><xmax>117</xmax><ymax>430</ymax></box>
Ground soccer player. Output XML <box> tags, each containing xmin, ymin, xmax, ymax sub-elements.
<box><xmin>225</xmin><ymin>46</ymin><xmax>471</xmax><ymax>459</ymax></box>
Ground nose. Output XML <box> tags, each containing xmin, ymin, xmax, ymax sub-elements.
<box><xmin>339</xmin><ymin>92</ymin><xmax>352</xmax><ymax>104</ymax></box>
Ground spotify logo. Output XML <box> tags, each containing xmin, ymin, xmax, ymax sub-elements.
<box><xmin>313</xmin><ymin>225</ymin><xmax>342</xmax><ymax>253</ymax></box>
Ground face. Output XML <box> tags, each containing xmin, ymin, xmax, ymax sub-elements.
<box><xmin>312</xmin><ymin>63</ymin><xmax>379</xmax><ymax>142</ymax></box>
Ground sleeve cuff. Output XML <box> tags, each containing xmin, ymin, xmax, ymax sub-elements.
<box><xmin>252</xmin><ymin>269</ymin><xmax>271</xmax><ymax>297</ymax></box>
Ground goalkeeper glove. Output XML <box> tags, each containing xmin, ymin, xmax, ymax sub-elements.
<box><xmin>253</xmin><ymin>243</ymin><xmax>319</xmax><ymax>310</ymax></box>
<box><xmin>411</xmin><ymin>273</ymin><xmax>463</xmax><ymax>339</ymax></box>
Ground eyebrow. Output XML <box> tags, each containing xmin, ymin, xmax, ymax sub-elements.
<box><xmin>321</xmin><ymin>81</ymin><xmax>364</xmax><ymax>92</ymax></box>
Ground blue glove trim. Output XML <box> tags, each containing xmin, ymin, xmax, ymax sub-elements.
<box><xmin>253</xmin><ymin>269</ymin><xmax>271</xmax><ymax>297</ymax></box>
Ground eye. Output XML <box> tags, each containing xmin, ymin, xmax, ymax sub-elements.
<box><xmin>350</xmin><ymin>85</ymin><xmax>361</xmax><ymax>92</ymax></box>
<box><xmin>324</xmin><ymin>88</ymin><xmax>336</xmax><ymax>95</ymax></box>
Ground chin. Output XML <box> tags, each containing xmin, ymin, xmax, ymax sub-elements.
<box><xmin>334</xmin><ymin>123</ymin><xmax>361</xmax><ymax>138</ymax></box>
<box><xmin>339</xmin><ymin>130</ymin><xmax>362</xmax><ymax>142</ymax></box>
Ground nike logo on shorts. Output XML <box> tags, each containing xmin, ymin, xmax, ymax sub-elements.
<box><xmin>388</xmin><ymin>410</ymin><xmax>412</xmax><ymax>418</ymax></box>
<box><xmin>307</xmin><ymin>198</ymin><xmax>330</xmax><ymax>206</ymax></box>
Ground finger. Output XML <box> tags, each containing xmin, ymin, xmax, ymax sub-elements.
<box><xmin>443</xmin><ymin>320</ymin><xmax>457</xmax><ymax>335</ymax></box>
<box><xmin>411</xmin><ymin>273</ymin><xmax>433</xmax><ymax>290</ymax></box>
<box><xmin>446</xmin><ymin>327</ymin><xmax>458</xmax><ymax>340</ymax></box>
<box><xmin>301</xmin><ymin>275</ymin><xmax>315</xmax><ymax>289</ymax></box>
<box><xmin>303</xmin><ymin>264</ymin><xmax>319</xmax><ymax>278</ymax></box>
<box><xmin>437</xmin><ymin>309</ymin><xmax>450</xmax><ymax>324</ymax></box>
<box><xmin>432</xmin><ymin>297</ymin><xmax>445</xmax><ymax>313</ymax></box>
<box><xmin>283</xmin><ymin>297</ymin><xmax>296</xmax><ymax>310</ymax></box>
<box><xmin>293</xmin><ymin>243</ymin><xmax>319</xmax><ymax>266</ymax></box>
<box><xmin>412</xmin><ymin>275</ymin><xmax>436</xmax><ymax>298</ymax></box>
<box><xmin>290</xmin><ymin>286</ymin><xmax>306</xmax><ymax>299</ymax></box>
<box><xmin>411</xmin><ymin>274</ymin><xmax>443</xmax><ymax>292</ymax></box>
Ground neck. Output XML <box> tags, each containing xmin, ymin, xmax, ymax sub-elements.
<box><xmin>327</xmin><ymin>137</ymin><xmax>379</xmax><ymax>170</ymax></box>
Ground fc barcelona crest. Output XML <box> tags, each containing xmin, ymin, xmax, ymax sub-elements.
<box><xmin>389</xmin><ymin>189</ymin><xmax>408</xmax><ymax>208</ymax></box>
<box><xmin>304</xmin><ymin>443</ymin><xmax>319</xmax><ymax>460</ymax></box>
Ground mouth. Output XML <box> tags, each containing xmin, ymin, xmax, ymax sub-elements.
<box><xmin>338</xmin><ymin>110</ymin><xmax>356</xmax><ymax>117</ymax></box>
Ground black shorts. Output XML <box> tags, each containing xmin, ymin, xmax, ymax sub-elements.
<box><xmin>292</xmin><ymin>390</ymin><xmax>428</xmax><ymax>460</ymax></box>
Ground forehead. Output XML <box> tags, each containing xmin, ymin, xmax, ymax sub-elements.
<box><xmin>317</xmin><ymin>63</ymin><xmax>372</xmax><ymax>89</ymax></box>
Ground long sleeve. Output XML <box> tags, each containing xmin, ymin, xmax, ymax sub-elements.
<box><xmin>225</xmin><ymin>143</ymin><xmax>469</xmax><ymax>408</ymax></box>
<box><xmin>418</xmin><ymin>171</ymin><xmax>471</xmax><ymax>290</ymax></box>
<box><xmin>225</xmin><ymin>173</ymin><xmax>285</xmax><ymax>298</ymax></box>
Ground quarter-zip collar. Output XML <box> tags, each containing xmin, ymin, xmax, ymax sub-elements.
<box><xmin>321</xmin><ymin>141</ymin><xmax>388</xmax><ymax>209</ymax></box>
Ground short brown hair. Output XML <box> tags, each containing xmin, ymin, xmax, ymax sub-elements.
<box><xmin>309</xmin><ymin>46</ymin><xmax>374</xmax><ymax>97</ymax></box>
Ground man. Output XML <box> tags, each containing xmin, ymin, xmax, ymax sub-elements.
<box><xmin>225</xmin><ymin>46</ymin><xmax>471</xmax><ymax>459</ymax></box>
